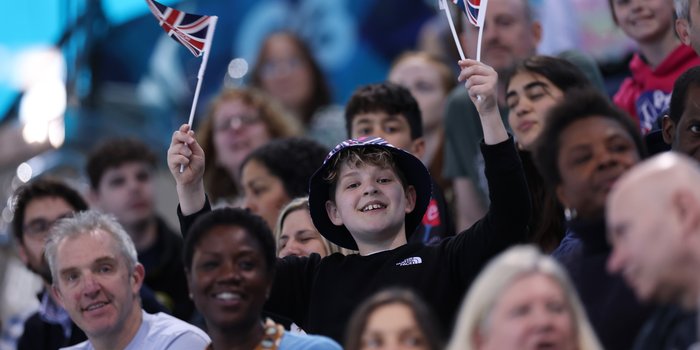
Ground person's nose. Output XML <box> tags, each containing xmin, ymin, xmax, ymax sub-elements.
<box><xmin>515</xmin><ymin>99</ymin><xmax>533</xmax><ymax>118</ymax></box>
<box><xmin>243</xmin><ymin>196</ymin><xmax>258</xmax><ymax>215</ymax></box>
<box><xmin>282</xmin><ymin>240</ymin><xmax>303</xmax><ymax>257</ymax></box>
<box><xmin>531</xmin><ymin>306</ymin><xmax>556</xmax><ymax>332</ymax></box>
<box><xmin>482</xmin><ymin>20</ymin><xmax>499</xmax><ymax>43</ymax></box>
<box><xmin>217</xmin><ymin>260</ymin><xmax>241</xmax><ymax>283</ymax></box>
<box><xmin>363</xmin><ymin>182</ymin><xmax>379</xmax><ymax>196</ymax></box>
<box><xmin>607</xmin><ymin>246</ymin><xmax>625</xmax><ymax>274</ymax></box>
<box><xmin>595</xmin><ymin>149</ymin><xmax>619</xmax><ymax>170</ymax></box>
<box><xmin>81</xmin><ymin>272</ymin><xmax>101</xmax><ymax>298</ymax></box>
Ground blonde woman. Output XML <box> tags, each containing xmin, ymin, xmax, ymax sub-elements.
<box><xmin>447</xmin><ymin>245</ymin><xmax>601</xmax><ymax>350</ymax></box>
<box><xmin>275</xmin><ymin>197</ymin><xmax>353</xmax><ymax>258</ymax></box>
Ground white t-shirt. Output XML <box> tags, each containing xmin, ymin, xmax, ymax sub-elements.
<box><xmin>61</xmin><ymin>311</ymin><xmax>210</xmax><ymax>350</ymax></box>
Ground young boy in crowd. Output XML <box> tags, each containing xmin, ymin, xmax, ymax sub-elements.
<box><xmin>168</xmin><ymin>60</ymin><xmax>530</xmax><ymax>342</ymax></box>
<box><xmin>343</xmin><ymin>82</ymin><xmax>454</xmax><ymax>244</ymax></box>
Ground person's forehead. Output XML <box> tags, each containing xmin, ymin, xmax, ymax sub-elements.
<box><xmin>25</xmin><ymin>196</ymin><xmax>74</xmax><ymax>216</ymax></box>
<box><xmin>353</xmin><ymin>111</ymin><xmax>408</xmax><ymax>124</ymax></box>
<box><xmin>338</xmin><ymin>159</ymin><xmax>394</xmax><ymax>175</ymax></box>
<box><xmin>103</xmin><ymin>161</ymin><xmax>153</xmax><ymax>176</ymax></box>
<box><xmin>57</xmin><ymin>230</ymin><xmax>120</xmax><ymax>264</ymax></box>
<box><xmin>679</xmin><ymin>85</ymin><xmax>700</xmax><ymax>121</ymax></box>
<box><xmin>488</xmin><ymin>0</ymin><xmax>529</xmax><ymax>18</ymax></box>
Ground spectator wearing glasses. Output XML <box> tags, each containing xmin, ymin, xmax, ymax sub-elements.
<box><xmin>195</xmin><ymin>87</ymin><xmax>302</xmax><ymax>206</ymax></box>
<box><xmin>249</xmin><ymin>31</ymin><xmax>347</xmax><ymax>148</ymax></box>
<box><xmin>10</xmin><ymin>178</ymin><xmax>165</xmax><ymax>350</ymax></box>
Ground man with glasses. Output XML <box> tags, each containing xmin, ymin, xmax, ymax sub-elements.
<box><xmin>11</xmin><ymin>178</ymin><xmax>164</xmax><ymax>350</ymax></box>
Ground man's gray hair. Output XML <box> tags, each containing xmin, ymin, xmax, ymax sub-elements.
<box><xmin>676</xmin><ymin>0</ymin><xmax>690</xmax><ymax>21</ymax></box>
<box><xmin>45</xmin><ymin>210</ymin><xmax>138</xmax><ymax>283</ymax></box>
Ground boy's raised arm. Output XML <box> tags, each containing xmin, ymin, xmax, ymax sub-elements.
<box><xmin>167</xmin><ymin>124</ymin><xmax>207</xmax><ymax>215</ymax></box>
<box><xmin>458</xmin><ymin>59</ymin><xmax>508</xmax><ymax>145</ymax></box>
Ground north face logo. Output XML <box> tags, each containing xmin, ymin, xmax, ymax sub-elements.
<box><xmin>396</xmin><ymin>257</ymin><xmax>422</xmax><ymax>266</ymax></box>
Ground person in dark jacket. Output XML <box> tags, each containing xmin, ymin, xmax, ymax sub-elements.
<box><xmin>168</xmin><ymin>59</ymin><xmax>531</xmax><ymax>342</ymax></box>
<box><xmin>11</xmin><ymin>178</ymin><xmax>165</xmax><ymax>350</ymax></box>
<box><xmin>532</xmin><ymin>87</ymin><xmax>653</xmax><ymax>349</ymax></box>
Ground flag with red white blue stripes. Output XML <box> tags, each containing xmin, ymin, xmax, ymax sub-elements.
<box><xmin>145</xmin><ymin>0</ymin><xmax>213</xmax><ymax>57</ymax></box>
<box><xmin>452</xmin><ymin>0</ymin><xmax>487</xmax><ymax>27</ymax></box>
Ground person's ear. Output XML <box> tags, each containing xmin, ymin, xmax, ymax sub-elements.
<box><xmin>404</xmin><ymin>185</ymin><xmax>417</xmax><ymax>213</ymax></box>
<box><xmin>87</xmin><ymin>190</ymin><xmax>100</xmax><ymax>209</ymax></box>
<box><xmin>17</xmin><ymin>244</ymin><xmax>29</xmax><ymax>265</ymax></box>
<box><xmin>185</xmin><ymin>268</ymin><xmax>193</xmax><ymax>300</ymax></box>
<box><xmin>131</xmin><ymin>263</ymin><xmax>145</xmax><ymax>294</ymax></box>
<box><xmin>472</xmin><ymin>328</ymin><xmax>486</xmax><ymax>350</ymax></box>
<box><xmin>677</xmin><ymin>18</ymin><xmax>692</xmax><ymax>46</ymax></box>
<box><xmin>325</xmin><ymin>200</ymin><xmax>343</xmax><ymax>226</ymax></box>
<box><xmin>556</xmin><ymin>184</ymin><xmax>572</xmax><ymax>210</ymax></box>
<box><xmin>531</xmin><ymin>20</ymin><xmax>543</xmax><ymax>46</ymax></box>
<box><xmin>672</xmin><ymin>190</ymin><xmax>700</xmax><ymax>240</ymax></box>
<box><xmin>51</xmin><ymin>284</ymin><xmax>65</xmax><ymax>309</ymax></box>
<box><xmin>411</xmin><ymin>137</ymin><xmax>426</xmax><ymax>159</ymax></box>
<box><xmin>662</xmin><ymin>115</ymin><xmax>676</xmax><ymax>146</ymax></box>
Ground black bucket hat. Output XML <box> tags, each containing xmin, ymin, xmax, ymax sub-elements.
<box><xmin>308</xmin><ymin>137</ymin><xmax>432</xmax><ymax>250</ymax></box>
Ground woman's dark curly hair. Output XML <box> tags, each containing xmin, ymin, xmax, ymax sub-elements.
<box><xmin>533</xmin><ymin>88</ymin><xmax>646</xmax><ymax>187</ymax></box>
<box><xmin>241</xmin><ymin>137</ymin><xmax>329</xmax><ymax>198</ymax></box>
<box><xmin>183</xmin><ymin>208</ymin><xmax>277</xmax><ymax>275</ymax></box>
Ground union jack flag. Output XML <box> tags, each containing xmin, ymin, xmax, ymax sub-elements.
<box><xmin>145</xmin><ymin>0</ymin><xmax>213</xmax><ymax>57</ymax></box>
<box><xmin>453</xmin><ymin>0</ymin><xmax>487</xmax><ymax>27</ymax></box>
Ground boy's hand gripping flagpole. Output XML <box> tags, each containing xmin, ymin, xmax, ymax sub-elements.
<box><xmin>181</xmin><ymin>16</ymin><xmax>217</xmax><ymax>172</ymax></box>
<box><xmin>187</xmin><ymin>16</ymin><xmax>217</xmax><ymax>128</ymax></box>
<box><xmin>443</xmin><ymin>0</ymin><xmax>488</xmax><ymax>101</ymax></box>
<box><xmin>143</xmin><ymin>0</ymin><xmax>218</xmax><ymax>173</ymax></box>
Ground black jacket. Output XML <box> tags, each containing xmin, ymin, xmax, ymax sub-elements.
<box><xmin>180</xmin><ymin>137</ymin><xmax>531</xmax><ymax>342</ymax></box>
<box><xmin>562</xmin><ymin>218</ymin><xmax>654</xmax><ymax>350</ymax></box>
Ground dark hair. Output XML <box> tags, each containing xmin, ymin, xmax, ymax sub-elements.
<box><xmin>240</xmin><ymin>138</ymin><xmax>328</xmax><ymax>199</ymax></box>
<box><xmin>249</xmin><ymin>31</ymin><xmax>332</xmax><ymax>125</ymax></box>
<box><xmin>197</xmin><ymin>87</ymin><xmax>303</xmax><ymax>203</ymax></box>
<box><xmin>504</xmin><ymin>55</ymin><xmax>593</xmax><ymax>252</ymax></box>
<box><xmin>183</xmin><ymin>208</ymin><xmax>277</xmax><ymax>275</ymax></box>
<box><xmin>505</xmin><ymin>55</ymin><xmax>592</xmax><ymax>95</ymax></box>
<box><xmin>345</xmin><ymin>288</ymin><xmax>443</xmax><ymax>350</ymax></box>
<box><xmin>86</xmin><ymin>138</ymin><xmax>157</xmax><ymax>190</ymax></box>
<box><xmin>345</xmin><ymin>82</ymin><xmax>423</xmax><ymax>140</ymax></box>
<box><xmin>669</xmin><ymin>66</ymin><xmax>700</xmax><ymax>123</ymax></box>
<box><xmin>533</xmin><ymin>88</ymin><xmax>646</xmax><ymax>186</ymax></box>
<box><xmin>12</xmin><ymin>178</ymin><xmax>88</xmax><ymax>243</ymax></box>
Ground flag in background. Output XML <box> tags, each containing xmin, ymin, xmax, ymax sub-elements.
<box><xmin>145</xmin><ymin>0</ymin><xmax>213</xmax><ymax>57</ymax></box>
<box><xmin>453</xmin><ymin>0</ymin><xmax>486</xmax><ymax>27</ymax></box>
<box><xmin>451</xmin><ymin>0</ymin><xmax>468</xmax><ymax>18</ymax></box>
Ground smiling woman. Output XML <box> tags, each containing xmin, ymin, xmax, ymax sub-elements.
<box><xmin>531</xmin><ymin>87</ymin><xmax>651</xmax><ymax>349</ymax></box>
<box><xmin>446</xmin><ymin>245</ymin><xmax>601</xmax><ymax>350</ymax></box>
<box><xmin>183</xmin><ymin>208</ymin><xmax>342</xmax><ymax>350</ymax></box>
<box><xmin>274</xmin><ymin>197</ymin><xmax>353</xmax><ymax>258</ymax></box>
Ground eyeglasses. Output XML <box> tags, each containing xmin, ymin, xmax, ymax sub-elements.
<box><xmin>23</xmin><ymin>213</ymin><xmax>74</xmax><ymax>240</ymax></box>
<box><xmin>215</xmin><ymin>114</ymin><xmax>262</xmax><ymax>131</ymax></box>
<box><xmin>260</xmin><ymin>57</ymin><xmax>304</xmax><ymax>78</ymax></box>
